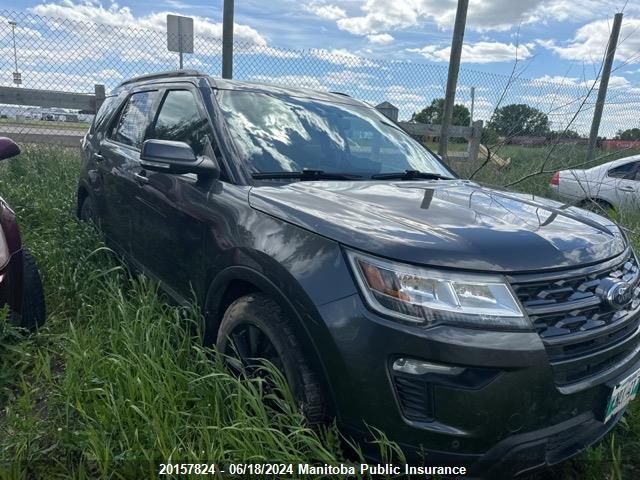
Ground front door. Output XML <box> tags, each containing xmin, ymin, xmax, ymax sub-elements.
<box><xmin>131</xmin><ymin>87</ymin><xmax>219</xmax><ymax>301</ymax></box>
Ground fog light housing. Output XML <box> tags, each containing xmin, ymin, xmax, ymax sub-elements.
<box><xmin>392</xmin><ymin>358</ymin><xmax>465</xmax><ymax>376</ymax></box>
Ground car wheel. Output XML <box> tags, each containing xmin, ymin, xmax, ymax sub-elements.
<box><xmin>79</xmin><ymin>195</ymin><xmax>98</xmax><ymax>227</ymax></box>
<box><xmin>216</xmin><ymin>293</ymin><xmax>328</xmax><ymax>425</ymax></box>
<box><xmin>10</xmin><ymin>249</ymin><xmax>46</xmax><ymax>330</ymax></box>
<box><xmin>580</xmin><ymin>198</ymin><xmax>614</xmax><ymax>217</ymax></box>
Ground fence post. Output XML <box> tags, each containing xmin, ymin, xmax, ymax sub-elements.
<box><xmin>438</xmin><ymin>0</ymin><xmax>469</xmax><ymax>160</ymax></box>
<box><xmin>222</xmin><ymin>0</ymin><xmax>234</xmax><ymax>79</ymax></box>
<box><xmin>468</xmin><ymin>120</ymin><xmax>482</xmax><ymax>162</ymax></box>
<box><xmin>587</xmin><ymin>12</ymin><xmax>623</xmax><ymax>163</ymax></box>
<box><xmin>94</xmin><ymin>84</ymin><xmax>105</xmax><ymax>113</ymax></box>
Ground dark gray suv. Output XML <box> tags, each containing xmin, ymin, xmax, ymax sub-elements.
<box><xmin>77</xmin><ymin>70</ymin><xmax>640</xmax><ymax>478</ymax></box>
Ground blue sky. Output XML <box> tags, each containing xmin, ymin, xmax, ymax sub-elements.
<box><xmin>1</xmin><ymin>1</ymin><xmax>639</xmax><ymax>135</ymax></box>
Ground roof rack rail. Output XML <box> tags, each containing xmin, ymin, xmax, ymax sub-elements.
<box><xmin>329</xmin><ymin>91</ymin><xmax>351</xmax><ymax>97</ymax></box>
<box><xmin>118</xmin><ymin>70</ymin><xmax>206</xmax><ymax>87</ymax></box>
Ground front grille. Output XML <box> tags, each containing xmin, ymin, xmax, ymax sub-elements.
<box><xmin>510</xmin><ymin>251</ymin><xmax>640</xmax><ymax>388</ymax></box>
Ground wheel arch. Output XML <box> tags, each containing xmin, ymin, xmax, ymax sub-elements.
<box><xmin>203</xmin><ymin>264</ymin><xmax>337</xmax><ymax>415</ymax></box>
<box><xmin>578</xmin><ymin>197</ymin><xmax>616</xmax><ymax>211</ymax></box>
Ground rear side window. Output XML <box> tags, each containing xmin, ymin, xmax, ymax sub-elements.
<box><xmin>111</xmin><ymin>91</ymin><xmax>156</xmax><ymax>149</ymax></box>
<box><xmin>608</xmin><ymin>162</ymin><xmax>638</xmax><ymax>180</ymax></box>
<box><xmin>90</xmin><ymin>95</ymin><xmax>119</xmax><ymax>134</ymax></box>
<box><xmin>149</xmin><ymin>90</ymin><xmax>212</xmax><ymax>156</ymax></box>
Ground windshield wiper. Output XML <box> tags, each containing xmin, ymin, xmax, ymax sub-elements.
<box><xmin>252</xmin><ymin>169</ymin><xmax>363</xmax><ymax>181</ymax></box>
<box><xmin>370</xmin><ymin>170</ymin><xmax>454</xmax><ymax>181</ymax></box>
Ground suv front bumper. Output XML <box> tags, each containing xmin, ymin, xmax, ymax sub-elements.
<box><xmin>314</xmin><ymin>293</ymin><xmax>638</xmax><ymax>477</ymax></box>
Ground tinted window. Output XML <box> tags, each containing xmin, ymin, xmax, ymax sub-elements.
<box><xmin>90</xmin><ymin>95</ymin><xmax>119</xmax><ymax>134</ymax></box>
<box><xmin>216</xmin><ymin>90</ymin><xmax>450</xmax><ymax>177</ymax></box>
<box><xmin>150</xmin><ymin>90</ymin><xmax>211</xmax><ymax>156</ymax></box>
<box><xmin>608</xmin><ymin>162</ymin><xmax>638</xmax><ymax>180</ymax></box>
<box><xmin>111</xmin><ymin>91</ymin><xmax>156</xmax><ymax>148</ymax></box>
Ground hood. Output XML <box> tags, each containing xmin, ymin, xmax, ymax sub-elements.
<box><xmin>249</xmin><ymin>180</ymin><xmax>627</xmax><ymax>272</ymax></box>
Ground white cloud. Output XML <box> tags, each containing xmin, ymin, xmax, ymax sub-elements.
<box><xmin>534</xmin><ymin>75</ymin><xmax>581</xmax><ymax>85</ymax></box>
<box><xmin>532</xmin><ymin>74</ymin><xmax>632</xmax><ymax>91</ymax></box>
<box><xmin>323</xmin><ymin>70</ymin><xmax>374</xmax><ymax>86</ymax></box>
<box><xmin>367</xmin><ymin>33</ymin><xmax>394</xmax><ymax>45</ymax></box>
<box><xmin>539</xmin><ymin>17</ymin><xmax>640</xmax><ymax>64</ymax></box>
<box><xmin>409</xmin><ymin>41</ymin><xmax>533</xmax><ymax>64</ymax></box>
<box><xmin>305</xmin><ymin>3</ymin><xmax>347</xmax><ymax>21</ymax></box>
<box><xmin>30</xmin><ymin>1</ymin><xmax>267</xmax><ymax>46</ymax></box>
<box><xmin>330</xmin><ymin>0</ymin><xmax>623</xmax><ymax>37</ymax></box>
<box><xmin>311</xmin><ymin>48</ymin><xmax>378</xmax><ymax>67</ymax></box>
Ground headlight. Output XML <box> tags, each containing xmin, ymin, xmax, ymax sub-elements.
<box><xmin>346</xmin><ymin>250</ymin><xmax>528</xmax><ymax>329</ymax></box>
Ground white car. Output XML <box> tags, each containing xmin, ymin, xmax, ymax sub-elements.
<box><xmin>550</xmin><ymin>154</ymin><xmax>640</xmax><ymax>213</ymax></box>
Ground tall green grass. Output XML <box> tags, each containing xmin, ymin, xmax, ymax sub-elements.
<box><xmin>0</xmin><ymin>147</ymin><xmax>347</xmax><ymax>479</ymax></box>
<box><xmin>0</xmin><ymin>145</ymin><xmax>638</xmax><ymax>479</ymax></box>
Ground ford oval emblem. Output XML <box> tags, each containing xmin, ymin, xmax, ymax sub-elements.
<box><xmin>599</xmin><ymin>280</ymin><xmax>634</xmax><ymax>309</ymax></box>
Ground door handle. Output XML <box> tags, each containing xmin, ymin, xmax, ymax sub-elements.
<box><xmin>134</xmin><ymin>172</ymin><xmax>149</xmax><ymax>185</ymax></box>
<box><xmin>93</xmin><ymin>152</ymin><xmax>104</xmax><ymax>162</ymax></box>
<box><xmin>618</xmin><ymin>185</ymin><xmax>635</xmax><ymax>192</ymax></box>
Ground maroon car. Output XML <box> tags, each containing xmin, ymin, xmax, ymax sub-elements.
<box><xmin>0</xmin><ymin>137</ymin><xmax>45</xmax><ymax>329</ymax></box>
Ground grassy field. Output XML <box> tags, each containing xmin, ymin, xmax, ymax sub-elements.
<box><xmin>0</xmin><ymin>145</ymin><xmax>639</xmax><ymax>479</ymax></box>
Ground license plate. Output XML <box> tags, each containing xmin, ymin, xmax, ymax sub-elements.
<box><xmin>604</xmin><ymin>368</ymin><xmax>640</xmax><ymax>423</ymax></box>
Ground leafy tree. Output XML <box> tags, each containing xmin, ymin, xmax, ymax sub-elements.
<box><xmin>481</xmin><ymin>126</ymin><xmax>499</xmax><ymax>145</ymax></box>
<box><xmin>487</xmin><ymin>104</ymin><xmax>550</xmax><ymax>137</ymax></box>
<box><xmin>615</xmin><ymin>128</ymin><xmax>640</xmax><ymax>140</ymax></box>
<box><xmin>412</xmin><ymin>98</ymin><xmax>470</xmax><ymax>126</ymax></box>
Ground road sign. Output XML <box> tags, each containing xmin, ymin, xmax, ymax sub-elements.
<box><xmin>12</xmin><ymin>72</ymin><xmax>21</xmax><ymax>85</ymax></box>
<box><xmin>167</xmin><ymin>15</ymin><xmax>194</xmax><ymax>54</ymax></box>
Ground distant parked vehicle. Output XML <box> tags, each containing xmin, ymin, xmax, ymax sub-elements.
<box><xmin>550</xmin><ymin>155</ymin><xmax>640</xmax><ymax>213</ymax></box>
<box><xmin>0</xmin><ymin>137</ymin><xmax>46</xmax><ymax>329</ymax></box>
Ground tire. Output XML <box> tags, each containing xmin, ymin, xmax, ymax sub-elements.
<box><xmin>580</xmin><ymin>198</ymin><xmax>614</xmax><ymax>217</ymax></box>
<box><xmin>79</xmin><ymin>194</ymin><xmax>98</xmax><ymax>227</ymax></box>
<box><xmin>216</xmin><ymin>293</ymin><xmax>328</xmax><ymax>425</ymax></box>
<box><xmin>10</xmin><ymin>249</ymin><xmax>46</xmax><ymax>330</ymax></box>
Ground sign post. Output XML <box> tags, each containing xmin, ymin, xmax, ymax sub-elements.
<box><xmin>167</xmin><ymin>15</ymin><xmax>194</xmax><ymax>70</ymax></box>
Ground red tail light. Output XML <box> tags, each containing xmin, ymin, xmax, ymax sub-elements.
<box><xmin>550</xmin><ymin>171</ymin><xmax>560</xmax><ymax>186</ymax></box>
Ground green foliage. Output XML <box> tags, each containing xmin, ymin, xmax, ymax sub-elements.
<box><xmin>616</xmin><ymin>128</ymin><xmax>640</xmax><ymax>141</ymax></box>
<box><xmin>412</xmin><ymin>98</ymin><xmax>470</xmax><ymax>126</ymax></box>
<box><xmin>547</xmin><ymin>129</ymin><xmax>582</xmax><ymax>139</ymax></box>
<box><xmin>481</xmin><ymin>126</ymin><xmax>499</xmax><ymax>145</ymax></box>
<box><xmin>487</xmin><ymin>103</ymin><xmax>550</xmax><ymax>137</ymax></box>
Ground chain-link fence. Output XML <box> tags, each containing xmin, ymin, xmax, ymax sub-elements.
<box><xmin>1</xmin><ymin>9</ymin><xmax>640</xmax><ymax>197</ymax></box>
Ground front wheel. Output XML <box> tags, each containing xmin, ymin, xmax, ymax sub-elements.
<box><xmin>79</xmin><ymin>194</ymin><xmax>99</xmax><ymax>228</ymax></box>
<box><xmin>216</xmin><ymin>293</ymin><xmax>329</xmax><ymax>425</ymax></box>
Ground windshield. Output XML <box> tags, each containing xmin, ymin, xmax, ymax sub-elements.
<box><xmin>216</xmin><ymin>90</ymin><xmax>452</xmax><ymax>178</ymax></box>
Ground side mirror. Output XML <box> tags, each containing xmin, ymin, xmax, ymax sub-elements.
<box><xmin>140</xmin><ymin>139</ymin><xmax>219</xmax><ymax>178</ymax></box>
<box><xmin>0</xmin><ymin>137</ymin><xmax>20</xmax><ymax>161</ymax></box>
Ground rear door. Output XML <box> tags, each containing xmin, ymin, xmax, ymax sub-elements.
<box><xmin>608</xmin><ymin>161</ymin><xmax>640</xmax><ymax>211</ymax></box>
<box><xmin>97</xmin><ymin>89</ymin><xmax>160</xmax><ymax>255</ymax></box>
<box><xmin>131</xmin><ymin>86</ymin><xmax>220</xmax><ymax>300</ymax></box>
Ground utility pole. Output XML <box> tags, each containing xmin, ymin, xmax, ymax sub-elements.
<box><xmin>587</xmin><ymin>12</ymin><xmax>623</xmax><ymax>162</ymax></box>
<box><xmin>439</xmin><ymin>0</ymin><xmax>469</xmax><ymax>159</ymax></box>
<box><xmin>9</xmin><ymin>20</ymin><xmax>21</xmax><ymax>86</ymax></box>
<box><xmin>222</xmin><ymin>0</ymin><xmax>234</xmax><ymax>79</ymax></box>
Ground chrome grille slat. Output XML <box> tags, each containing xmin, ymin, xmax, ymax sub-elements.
<box><xmin>511</xmin><ymin>251</ymin><xmax>640</xmax><ymax>388</ymax></box>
